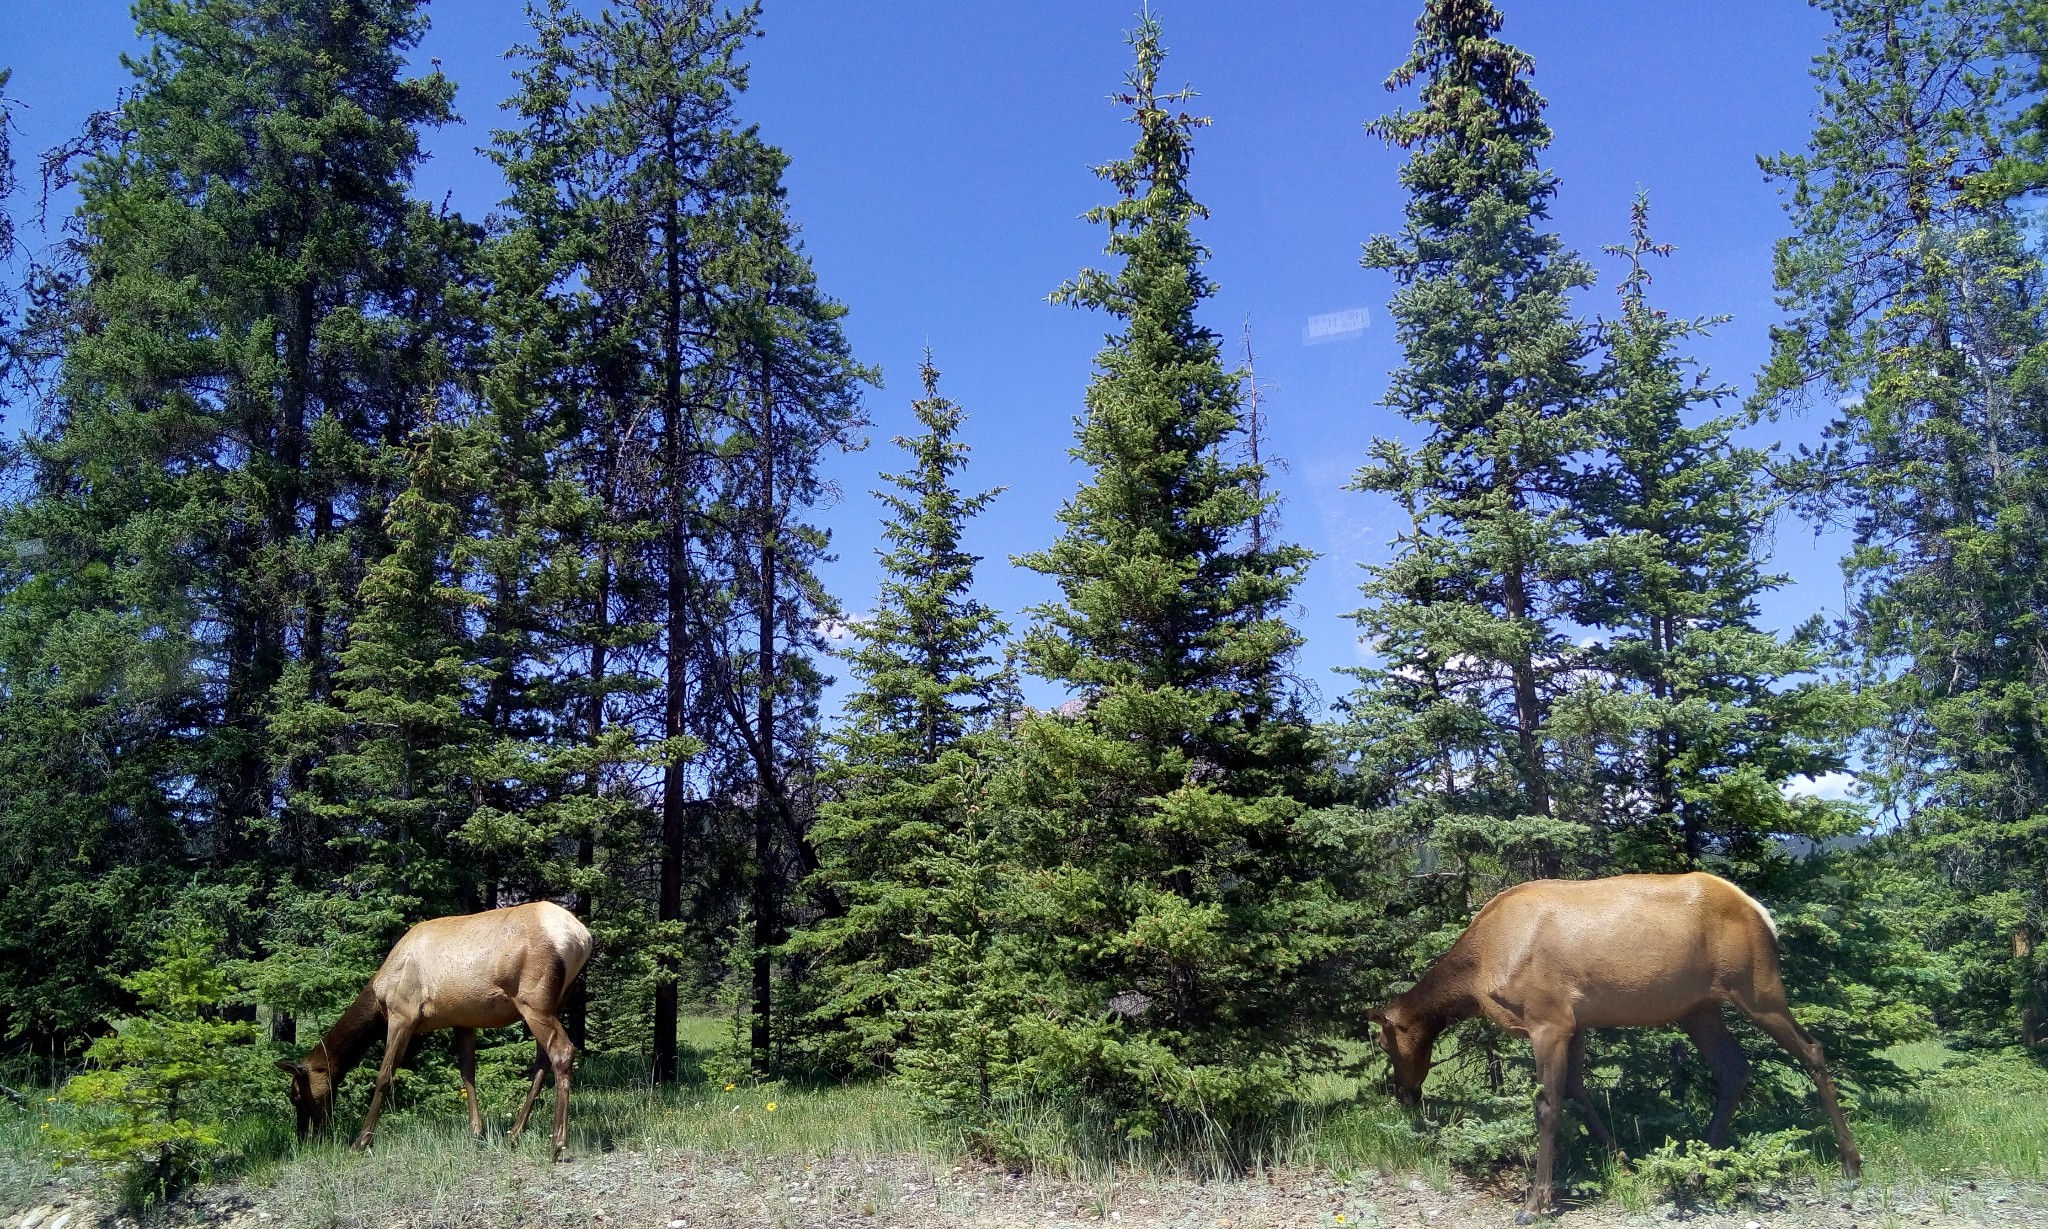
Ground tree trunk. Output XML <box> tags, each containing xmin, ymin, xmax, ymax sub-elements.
<box><xmin>568</xmin><ymin>534</ymin><xmax>611</xmax><ymax>1052</ymax></box>
<box><xmin>652</xmin><ymin>117</ymin><xmax>690</xmax><ymax>1085</ymax></box>
<box><xmin>751</xmin><ymin>355</ymin><xmax>777</xmax><ymax>1076</ymax></box>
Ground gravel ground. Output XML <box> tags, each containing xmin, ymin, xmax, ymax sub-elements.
<box><xmin>7</xmin><ymin>1151</ymin><xmax>2046</xmax><ymax>1229</ymax></box>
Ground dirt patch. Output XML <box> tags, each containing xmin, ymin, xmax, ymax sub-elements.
<box><xmin>7</xmin><ymin>1152</ymin><xmax>2046</xmax><ymax>1229</ymax></box>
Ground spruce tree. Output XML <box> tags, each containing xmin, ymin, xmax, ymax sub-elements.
<box><xmin>1561</xmin><ymin>198</ymin><xmax>1930</xmax><ymax>1120</ymax></box>
<box><xmin>991</xmin><ymin>16</ymin><xmax>1346</xmax><ymax>1135</ymax></box>
<box><xmin>1758</xmin><ymin>0</ymin><xmax>2048</xmax><ymax>1045</ymax></box>
<box><xmin>306</xmin><ymin>417</ymin><xmax>491</xmax><ymax>923</ymax></box>
<box><xmin>0</xmin><ymin>66</ymin><xmax>16</xmax><ymax>380</ymax></box>
<box><xmin>490</xmin><ymin>0</ymin><xmax>869</xmax><ymax>1077</ymax></box>
<box><xmin>788</xmin><ymin>356</ymin><xmax>1007</xmax><ymax>1075</ymax></box>
<box><xmin>1570</xmin><ymin>195</ymin><xmax>1860</xmax><ymax>873</ymax></box>
<box><xmin>1974</xmin><ymin>0</ymin><xmax>2048</xmax><ymax>200</ymax></box>
<box><xmin>1346</xmin><ymin>0</ymin><xmax>1598</xmax><ymax>933</ymax></box>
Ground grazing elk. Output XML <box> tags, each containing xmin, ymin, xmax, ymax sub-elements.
<box><xmin>1368</xmin><ymin>872</ymin><xmax>1860</xmax><ymax>1224</ymax></box>
<box><xmin>275</xmin><ymin>902</ymin><xmax>592</xmax><ymax>1159</ymax></box>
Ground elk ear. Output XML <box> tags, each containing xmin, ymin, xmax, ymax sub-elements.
<box><xmin>1366</xmin><ymin>1007</ymin><xmax>1388</xmax><ymax>1025</ymax></box>
<box><xmin>275</xmin><ymin>1059</ymin><xmax>301</xmax><ymax>1076</ymax></box>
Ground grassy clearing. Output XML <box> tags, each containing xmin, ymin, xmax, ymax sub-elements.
<box><xmin>3</xmin><ymin>1023</ymin><xmax>2046</xmax><ymax>1221</ymax></box>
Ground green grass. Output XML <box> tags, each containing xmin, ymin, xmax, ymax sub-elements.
<box><xmin>1849</xmin><ymin>1040</ymin><xmax>2048</xmax><ymax>1182</ymax></box>
<box><xmin>5</xmin><ymin>1025</ymin><xmax>2047</xmax><ymax>1221</ymax></box>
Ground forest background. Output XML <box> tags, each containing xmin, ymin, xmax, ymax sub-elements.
<box><xmin>1</xmin><ymin>0</ymin><xmax>2047</xmax><ymax>1211</ymax></box>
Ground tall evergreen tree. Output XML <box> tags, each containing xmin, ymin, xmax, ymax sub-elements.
<box><xmin>487</xmin><ymin>0</ymin><xmax>755</xmax><ymax>1072</ymax></box>
<box><xmin>1973</xmin><ymin>0</ymin><xmax>2048</xmax><ymax>201</ymax></box>
<box><xmin>982</xmin><ymin>16</ymin><xmax>1349</xmax><ymax>1135</ymax></box>
<box><xmin>694</xmin><ymin>128</ymin><xmax>872</xmax><ymax>1073</ymax></box>
<box><xmin>787</xmin><ymin>356</ymin><xmax>1008</xmax><ymax>1075</ymax></box>
<box><xmin>296</xmin><ymin>415</ymin><xmax>492</xmax><ymax>939</ymax></box>
<box><xmin>491</xmin><ymin>0</ymin><xmax>868</xmax><ymax>1078</ymax></box>
<box><xmin>0</xmin><ymin>66</ymin><xmax>17</xmax><ymax>381</ymax></box>
<box><xmin>1345</xmin><ymin>0</ymin><xmax>1598</xmax><ymax>930</ymax></box>
<box><xmin>1569</xmin><ymin>194</ymin><xmax>1860</xmax><ymax>873</ymax></box>
<box><xmin>1758</xmin><ymin>0</ymin><xmax>2048</xmax><ymax>1045</ymax></box>
<box><xmin>1560</xmin><ymin>198</ymin><xmax>1933</xmax><ymax>1114</ymax></box>
<box><xmin>0</xmin><ymin>0</ymin><xmax>465</xmax><ymax>1048</ymax></box>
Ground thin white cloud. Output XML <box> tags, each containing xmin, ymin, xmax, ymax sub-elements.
<box><xmin>1783</xmin><ymin>771</ymin><xmax>1858</xmax><ymax>801</ymax></box>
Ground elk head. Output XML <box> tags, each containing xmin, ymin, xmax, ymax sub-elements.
<box><xmin>1367</xmin><ymin>1005</ymin><xmax>1436</xmax><ymax>1109</ymax></box>
<box><xmin>276</xmin><ymin>1058</ymin><xmax>336</xmax><ymax>1140</ymax></box>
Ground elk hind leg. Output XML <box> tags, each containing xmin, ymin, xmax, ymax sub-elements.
<box><xmin>1519</xmin><ymin>1026</ymin><xmax>1572</xmax><ymax>1225</ymax></box>
<box><xmin>1678</xmin><ymin>1005</ymin><xmax>1749</xmax><ymax>1148</ymax></box>
<box><xmin>508</xmin><ymin>1038</ymin><xmax>549</xmax><ymax>1145</ymax></box>
<box><xmin>532</xmin><ymin>1012</ymin><xmax>575</xmax><ymax>1160</ymax></box>
<box><xmin>1733</xmin><ymin>990</ymin><xmax>1862</xmax><ymax>1178</ymax></box>
<box><xmin>510</xmin><ymin>959</ymin><xmax>576</xmax><ymax>1159</ymax></box>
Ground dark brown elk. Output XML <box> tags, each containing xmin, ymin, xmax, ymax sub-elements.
<box><xmin>275</xmin><ymin>902</ymin><xmax>592</xmax><ymax>1159</ymax></box>
<box><xmin>1369</xmin><ymin>872</ymin><xmax>1860</xmax><ymax>1223</ymax></box>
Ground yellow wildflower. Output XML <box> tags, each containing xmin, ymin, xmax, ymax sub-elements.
<box><xmin>724</xmin><ymin>1082</ymin><xmax>735</xmax><ymax>1091</ymax></box>
<box><xmin>765</xmin><ymin>1101</ymin><xmax>777</xmax><ymax>1113</ymax></box>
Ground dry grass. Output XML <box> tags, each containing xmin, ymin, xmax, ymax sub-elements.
<box><xmin>5</xmin><ymin>1024</ymin><xmax>2048</xmax><ymax>1224</ymax></box>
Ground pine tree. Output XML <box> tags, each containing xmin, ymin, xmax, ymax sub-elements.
<box><xmin>491</xmin><ymin>0</ymin><xmax>752</xmax><ymax>1080</ymax></box>
<box><xmin>307</xmin><ymin>416</ymin><xmax>492</xmax><ymax>923</ymax></box>
<box><xmin>694</xmin><ymin>126</ymin><xmax>873</xmax><ymax>1073</ymax></box>
<box><xmin>1758</xmin><ymin>0</ymin><xmax>2048</xmax><ymax>1045</ymax></box>
<box><xmin>0</xmin><ymin>0</ymin><xmax>463</xmax><ymax>1050</ymax></box>
<box><xmin>489</xmin><ymin>0</ymin><xmax>869</xmax><ymax>1077</ymax></box>
<box><xmin>1973</xmin><ymin>0</ymin><xmax>2048</xmax><ymax>200</ymax></box>
<box><xmin>50</xmin><ymin>922</ymin><xmax>256</xmax><ymax>1209</ymax></box>
<box><xmin>985</xmin><ymin>16</ymin><xmax>1347</xmax><ymax>1135</ymax></box>
<box><xmin>1559</xmin><ymin>197</ymin><xmax>1930</xmax><ymax>1121</ymax></box>
<box><xmin>787</xmin><ymin>356</ymin><xmax>1007</xmax><ymax>1075</ymax></box>
<box><xmin>1570</xmin><ymin>194</ymin><xmax>1861</xmax><ymax>873</ymax></box>
<box><xmin>0</xmin><ymin>66</ymin><xmax>17</xmax><ymax>381</ymax></box>
<box><xmin>1346</xmin><ymin>0</ymin><xmax>1598</xmax><ymax>936</ymax></box>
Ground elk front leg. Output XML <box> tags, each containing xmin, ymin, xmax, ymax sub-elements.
<box><xmin>353</xmin><ymin>1017</ymin><xmax>416</xmax><ymax>1152</ymax></box>
<box><xmin>455</xmin><ymin>1027</ymin><xmax>484</xmax><ymax>1140</ymax></box>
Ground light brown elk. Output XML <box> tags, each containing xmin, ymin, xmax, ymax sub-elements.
<box><xmin>275</xmin><ymin>902</ymin><xmax>592</xmax><ymax>1159</ymax></box>
<box><xmin>1369</xmin><ymin>872</ymin><xmax>1860</xmax><ymax>1224</ymax></box>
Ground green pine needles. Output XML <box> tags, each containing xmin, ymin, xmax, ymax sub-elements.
<box><xmin>789</xmin><ymin>356</ymin><xmax>1010</xmax><ymax>1077</ymax></box>
<box><xmin>1759</xmin><ymin>0</ymin><xmax>2048</xmax><ymax>1045</ymax></box>
<box><xmin>1347</xmin><ymin>0</ymin><xmax>1599</xmax><ymax>918</ymax></box>
<box><xmin>919</xmin><ymin>15</ymin><xmax>1364</xmax><ymax>1144</ymax></box>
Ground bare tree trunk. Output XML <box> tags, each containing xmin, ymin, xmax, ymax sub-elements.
<box><xmin>652</xmin><ymin>116</ymin><xmax>690</xmax><ymax>1085</ymax></box>
<box><xmin>751</xmin><ymin>355</ymin><xmax>777</xmax><ymax>1076</ymax></box>
<box><xmin>1503</xmin><ymin>556</ymin><xmax>1555</xmax><ymax>878</ymax></box>
<box><xmin>567</xmin><ymin>530</ymin><xmax>610</xmax><ymax>1052</ymax></box>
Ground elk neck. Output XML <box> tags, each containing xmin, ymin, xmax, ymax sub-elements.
<box><xmin>308</xmin><ymin>983</ymin><xmax>385</xmax><ymax>1078</ymax></box>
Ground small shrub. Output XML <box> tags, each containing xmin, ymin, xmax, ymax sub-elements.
<box><xmin>1433</xmin><ymin>1096</ymin><xmax>1537</xmax><ymax>1174</ymax></box>
<box><xmin>47</xmin><ymin>923</ymin><xmax>257</xmax><ymax>1209</ymax></box>
<box><xmin>1630</xmin><ymin>1129</ymin><xmax>1811</xmax><ymax>1207</ymax></box>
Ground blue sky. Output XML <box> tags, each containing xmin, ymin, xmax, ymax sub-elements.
<box><xmin>3</xmin><ymin>1</ymin><xmax>1846</xmax><ymax>726</ymax></box>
